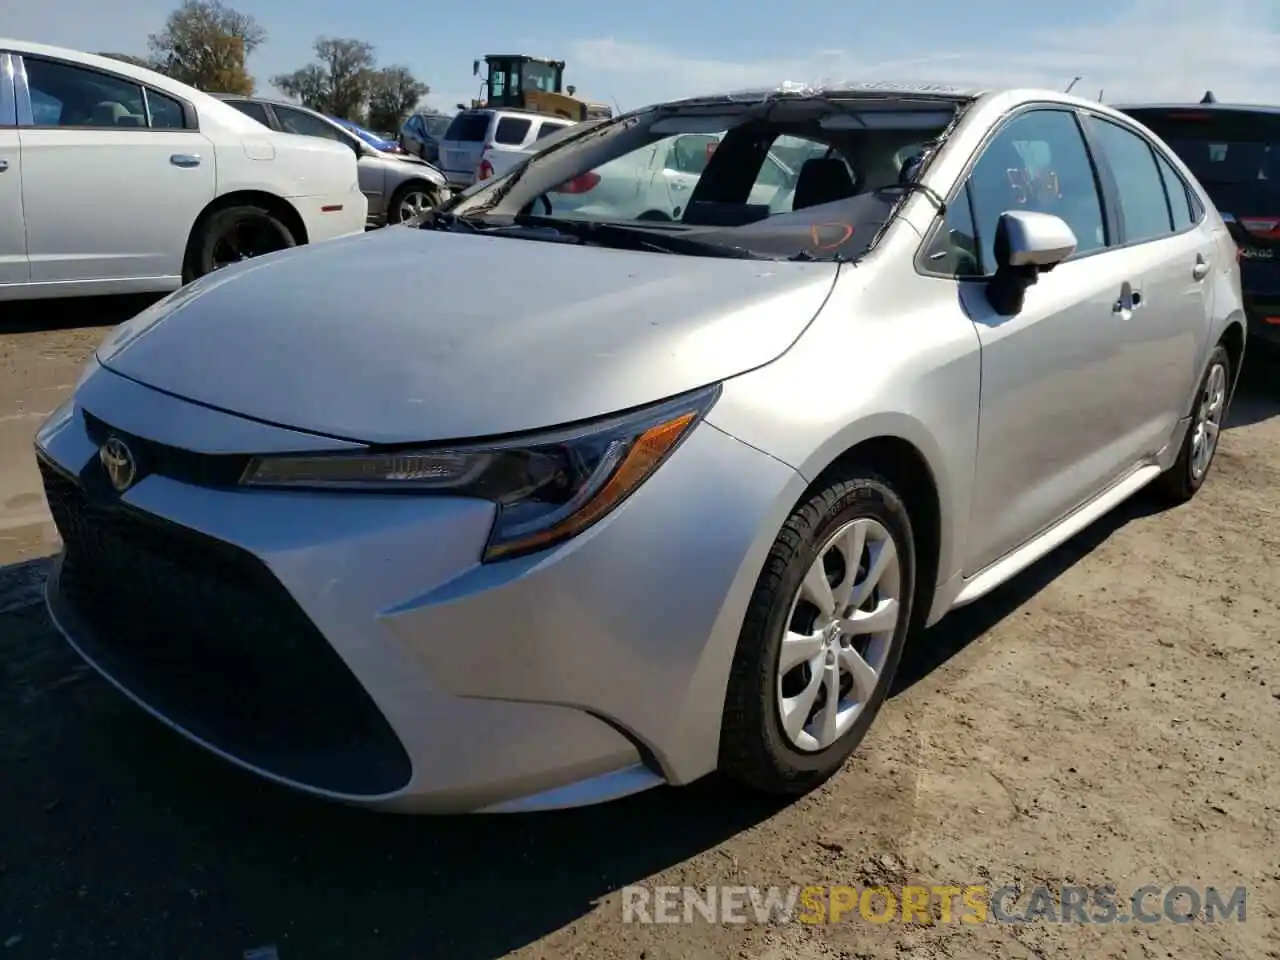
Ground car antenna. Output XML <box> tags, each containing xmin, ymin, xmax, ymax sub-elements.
<box><xmin>1201</xmin><ymin>90</ymin><xmax>1217</xmax><ymax>104</ymax></box>
<box><xmin>1097</xmin><ymin>88</ymin><xmax>1104</xmax><ymax>102</ymax></box>
<box><xmin>1064</xmin><ymin>76</ymin><xmax>1081</xmax><ymax>94</ymax></box>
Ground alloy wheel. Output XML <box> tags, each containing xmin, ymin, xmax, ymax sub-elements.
<box><xmin>395</xmin><ymin>190</ymin><xmax>436</xmax><ymax>223</ymax></box>
<box><xmin>776</xmin><ymin>516</ymin><xmax>902</xmax><ymax>753</ymax></box>
<box><xmin>1190</xmin><ymin>360</ymin><xmax>1227</xmax><ymax>479</ymax></box>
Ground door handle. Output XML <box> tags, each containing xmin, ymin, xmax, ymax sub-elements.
<box><xmin>1192</xmin><ymin>256</ymin><xmax>1210</xmax><ymax>281</ymax></box>
<box><xmin>669</xmin><ymin>180</ymin><xmax>689</xmax><ymax>191</ymax></box>
<box><xmin>1113</xmin><ymin>286</ymin><xmax>1141</xmax><ymax>314</ymax></box>
<box><xmin>0</xmin><ymin>159</ymin><xmax>8</xmax><ymax>172</ymax></box>
<box><xmin>169</xmin><ymin>154</ymin><xmax>201</xmax><ymax>168</ymax></box>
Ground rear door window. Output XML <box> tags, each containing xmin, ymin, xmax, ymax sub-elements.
<box><xmin>1086</xmin><ymin>116</ymin><xmax>1173</xmax><ymax>242</ymax></box>
<box><xmin>444</xmin><ymin>112</ymin><xmax>491</xmax><ymax>142</ymax></box>
<box><xmin>274</xmin><ymin>105</ymin><xmax>344</xmax><ymax>142</ymax></box>
<box><xmin>226</xmin><ymin>99</ymin><xmax>272</xmax><ymax>127</ymax></box>
<box><xmin>494</xmin><ymin>116</ymin><xmax>532</xmax><ymax>145</ymax></box>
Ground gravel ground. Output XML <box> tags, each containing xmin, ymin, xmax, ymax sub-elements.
<box><xmin>0</xmin><ymin>302</ymin><xmax>1277</xmax><ymax>959</ymax></box>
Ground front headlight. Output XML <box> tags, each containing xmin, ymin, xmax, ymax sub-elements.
<box><xmin>240</xmin><ymin>384</ymin><xmax>720</xmax><ymax>561</ymax></box>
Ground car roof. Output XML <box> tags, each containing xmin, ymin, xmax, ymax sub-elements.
<box><xmin>665</xmin><ymin>80</ymin><xmax>989</xmax><ymax>106</ymax></box>
<box><xmin>1114</xmin><ymin>101</ymin><xmax>1280</xmax><ymax>116</ymax></box>
<box><xmin>457</xmin><ymin>106</ymin><xmax>570</xmax><ymax>120</ymax></box>
<box><xmin>2</xmin><ymin>37</ymin><xmax>232</xmax><ymax>109</ymax></box>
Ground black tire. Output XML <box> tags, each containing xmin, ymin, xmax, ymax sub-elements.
<box><xmin>386</xmin><ymin>181</ymin><xmax>441</xmax><ymax>225</ymax></box>
<box><xmin>1149</xmin><ymin>344</ymin><xmax>1232</xmax><ymax>505</ymax></box>
<box><xmin>637</xmin><ymin>209</ymin><xmax>672</xmax><ymax>222</ymax></box>
<box><xmin>719</xmin><ymin>468</ymin><xmax>916</xmax><ymax>796</ymax></box>
<box><xmin>186</xmin><ymin>204</ymin><xmax>296</xmax><ymax>282</ymax></box>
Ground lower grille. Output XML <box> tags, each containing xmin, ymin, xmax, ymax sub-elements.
<box><xmin>39</xmin><ymin>457</ymin><xmax>412</xmax><ymax>797</ymax></box>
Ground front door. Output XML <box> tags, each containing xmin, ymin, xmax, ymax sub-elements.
<box><xmin>961</xmin><ymin>107</ymin><xmax>1142</xmax><ymax>575</ymax></box>
<box><xmin>17</xmin><ymin>54</ymin><xmax>215</xmax><ymax>283</ymax></box>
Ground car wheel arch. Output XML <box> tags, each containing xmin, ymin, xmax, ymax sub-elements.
<box><xmin>183</xmin><ymin>190</ymin><xmax>308</xmax><ymax>275</ymax></box>
<box><xmin>807</xmin><ymin>434</ymin><xmax>943</xmax><ymax>637</ymax></box>
<box><xmin>1218</xmin><ymin>317</ymin><xmax>1246</xmax><ymax>399</ymax></box>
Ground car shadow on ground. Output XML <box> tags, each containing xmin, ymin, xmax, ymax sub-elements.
<box><xmin>0</xmin><ymin>485</ymin><xmax>1176</xmax><ymax>960</ymax></box>
<box><xmin>0</xmin><ymin>294</ymin><xmax>162</xmax><ymax>334</ymax></box>
<box><xmin>1224</xmin><ymin>359</ymin><xmax>1279</xmax><ymax>430</ymax></box>
<box><xmin>0</xmin><ymin>331</ymin><xmax>1273</xmax><ymax>960</ymax></box>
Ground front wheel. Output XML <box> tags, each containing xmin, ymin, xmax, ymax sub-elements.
<box><xmin>387</xmin><ymin>182</ymin><xmax>441</xmax><ymax>225</ymax></box>
<box><xmin>719</xmin><ymin>468</ymin><xmax>916</xmax><ymax>795</ymax></box>
<box><xmin>186</xmin><ymin>205</ymin><xmax>296</xmax><ymax>282</ymax></box>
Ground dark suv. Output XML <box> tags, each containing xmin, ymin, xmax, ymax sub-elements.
<box><xmin>1121</xmin><ymin>96</ymin><xmax>1280</xmax><ymax>358</ymax></box>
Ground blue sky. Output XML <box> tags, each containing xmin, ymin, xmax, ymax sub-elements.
<box><xmin>5</xmin><ymin>0</ymin><xmax>1280</xmax><ymax>113</ymax></box>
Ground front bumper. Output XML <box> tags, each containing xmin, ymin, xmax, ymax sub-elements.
<box><xmin>33</xmin><ymin>363</ymin><xmax>801</xmax><ymax>813</ymax></box>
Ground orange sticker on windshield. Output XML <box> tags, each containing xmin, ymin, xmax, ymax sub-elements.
<box><xmin>810</xmin><ymin>222</ymin><xmax>855</xmax><ymax>250</ymax></box>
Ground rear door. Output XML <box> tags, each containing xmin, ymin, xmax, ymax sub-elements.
<box><xmin>439</xmin><ymin>111</ymin><xmax>491</xmax><ymax>186</ymax></box>
<box><xmin>1125</xmin><ymin>107</ymin><xmax>1280</xmax><ymax>336</ymax></box>
<box><xmin>0</xmin><ymin>53</ymin><xmax>29</xmax><ymax>285</ymax></box>
<box><xmin>17</xmin><ymin>53</ymin><xmax>215</xmax><ymax>283</ymax></box>
<box><xmin>1080</xmin><ymin>112</ymin><xmax>1211</xmax><ymax>452</ymax></box>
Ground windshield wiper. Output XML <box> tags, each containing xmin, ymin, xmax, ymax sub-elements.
<box><xmin>414</xmin><ymin>209</ymin><xmax>492</xmax><ymax>232</ymax></box>
<box><xmin>512</xmin><ymin>215</ymin><xmax>766</xmax><ymax>259</ymax></box>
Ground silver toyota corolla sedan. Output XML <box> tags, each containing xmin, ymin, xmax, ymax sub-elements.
<box><xmin>34</xmin><ymin>82</ymin><xmax>1246</xmax><ymax>814</ymax></box>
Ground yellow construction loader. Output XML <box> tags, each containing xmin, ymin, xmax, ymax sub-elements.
<box><xmin>470</xmin><ymin>55</ymin><xmax>612</xmax><ymax>122</ymax></box>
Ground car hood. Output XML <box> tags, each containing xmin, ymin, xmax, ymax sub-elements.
<box><xmin>96</xmin><ymin>228</ymin><xmax>837</xmax><ymax>445</ymax></box>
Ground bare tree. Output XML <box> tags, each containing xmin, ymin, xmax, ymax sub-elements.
<box><xmin>366</xmin><ymin>66</ymin><xmax>429</xmax><ymax>133</ymax></box>
<box><xmin>272</xmin><ymin>37</ymin><xmax>376</xmax><ymax>120</ymax></box>
<box><xmin>147</xmin><ymin>0</ymin><xmax>265</xmax><ymax>94</ymax></box>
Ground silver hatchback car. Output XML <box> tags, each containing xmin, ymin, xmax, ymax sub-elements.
<box><xmin>35</xmin><ymin>83</ymin><xmax>1244</xmax><ymax>814</ymax></box>
<box><xmin>218</xmin><ymin>95</ymin><xmax>450</xmax><ymax>226</ymax></box>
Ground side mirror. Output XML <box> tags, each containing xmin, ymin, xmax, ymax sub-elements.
<box><xmin>472</xmin><ymin>60</ymin><xmax>480</xmax><ymax>77</ymax></box>
<box><xmin>985</xmin><ymin>211</ymin><xmax>1077</xmax><ymax>315</ymax></box>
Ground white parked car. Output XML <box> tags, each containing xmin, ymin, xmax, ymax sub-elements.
<box><xmin>0</xmin><ymin>39</ymin><xmax>367</xmax><ymax>301</ymax></box>
<box><xmin>477</xmin><ymin>127</ymin><xmax>886</xmax><ymax>223</ymax></box>
<box><xmin>439</xmin><ymin>107</ymin><xmax>575</xmax><ymax>187</ymax></box>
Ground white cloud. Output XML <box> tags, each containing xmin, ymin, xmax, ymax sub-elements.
<box><xmin>565</xmin><ymin>0</ymin><xmax>1280</xmax><ymax>109</ymax></box>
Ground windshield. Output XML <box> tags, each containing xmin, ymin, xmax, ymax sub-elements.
<box><xmin>1125</xmin><ymin>108</ymin><xmax>1280</xmax><ymax>212</ymax></box>
<box><xmin>425</xmin><ymin>116</ymin><xmax>452</xmax><ymax>138</ymax></box>
<box><xmin>449</xmin><ymin>99</ymin><xmax>954</xmax><ymax>261</ymax></box>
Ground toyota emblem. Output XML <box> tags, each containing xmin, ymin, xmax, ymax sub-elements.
<box><xmin>99</xmin><ymin>436</ymin><xmax>137</xmax><ymax>492</ymax></box>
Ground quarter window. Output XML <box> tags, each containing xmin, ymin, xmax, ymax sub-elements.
<box><xmin>924</xmin><ymin>183</ymin><xmax>982</xmax><ymax>277</ymax></box>
<box><xmin>534</xmin><ymin>120</ymin><xmax>569</xmax><ymax>141</ymax></box>
<box><xmin>1088</xmin><ymin>117</ymin><xmax>1174</xmax><ymax>242</ymax></box>
<box><xmin>24</xmin><ymin>57</ymin><xmax>147</xmax><ymax>127</ymax></box>
<box><xmin>1154</xmin><ymin>151</ymin><xmax>1195</xmax><ymax>231</ymax></box>
<box><xmin>145</xmin><ymin>89</ymin><xmax>187</xmax><ymax>129</ymax></box>
<box><xmin>965</xmin><ymin>109</ymin><xmax>1107</xmax><ymax>273</ymax></box>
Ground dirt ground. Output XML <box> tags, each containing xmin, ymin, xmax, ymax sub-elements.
<box><xmin>0</xmin><ymin>300</ymin><xmax>1277</xmax><ymax>960</ymax></box>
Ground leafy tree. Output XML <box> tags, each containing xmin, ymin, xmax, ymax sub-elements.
<box><xmin>272</xmin><ymin>38</ymin><xmax>376</xmax><ymax>120</ymax></box>
<box><xmin>366</xmin><ymin>66</ymin><xmax>429</xmax><ymax>133</ymax></box>
<box><xmin>147</xmin><ymin>0</ymin><xmax>265</xmax><ymax>94</ymax></box>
